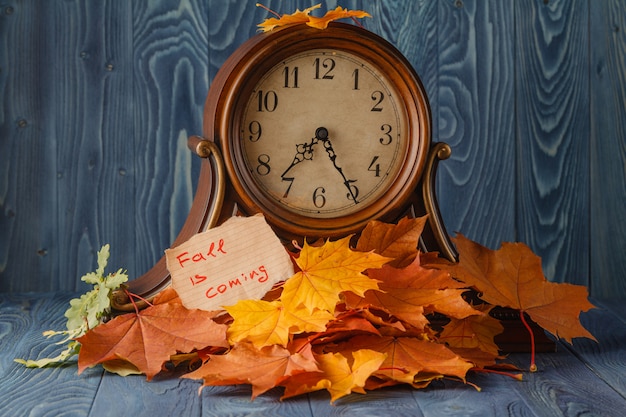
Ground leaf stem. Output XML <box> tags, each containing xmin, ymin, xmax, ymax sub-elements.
<box><xmin>519</xmin><ymin>311</ymin><xmax>537</xmax><ymax>372</ymax></box>
<box><xmin>256</xmin><ymin>3</ymin><xmax>281</xmax><ymax>18</ymax></box>
<box><xmin>471</xmin><ymin>367</ymin><xmax>523</xmax><ymax>381</ymax></box>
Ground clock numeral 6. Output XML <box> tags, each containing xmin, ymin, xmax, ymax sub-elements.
<box><xmin>312</xmin><ymin>187</ymin><xmax>326</xmax><ymax>208</ymax></box>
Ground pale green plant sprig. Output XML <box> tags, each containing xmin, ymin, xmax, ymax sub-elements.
<box><xmin>15</xmin><ymin>244</ymin><xmax>128</xmax><ymax>367</ymax></box>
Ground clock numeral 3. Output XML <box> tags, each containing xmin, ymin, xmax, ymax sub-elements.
<box><xmin>379</xmin><ymin>124</ymin><xmax>393</xmax><ymax>145</ymax></box>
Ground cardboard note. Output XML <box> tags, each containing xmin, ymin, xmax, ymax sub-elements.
<box><xmin>165</xmin><ymin>214</ymin><xmax>294</xmax><ymax>311</ymax></box>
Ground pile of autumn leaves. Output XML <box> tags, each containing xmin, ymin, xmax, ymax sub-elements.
<box><xmin>61</xmin><ymin>216</ymin><xmax>594</xmax><ymax>403</ymax></box>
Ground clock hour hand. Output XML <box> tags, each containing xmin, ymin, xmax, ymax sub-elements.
<box><xmin>281</xmin><ymin>138</ymin><xmax>318</xmax><ymax>178</ymax></box>
<box><xmin>315</xmin><ymin>127</ymin><xmax>359</xmax><ymax>203</ymax></box>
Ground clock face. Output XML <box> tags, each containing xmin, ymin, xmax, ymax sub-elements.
<box><xmin>237</xmin><ymin>49</ymin><xmax>409</xmax><ymax>219</ymax></box>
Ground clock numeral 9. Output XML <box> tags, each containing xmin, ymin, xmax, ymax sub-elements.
<box><xmin>247</xmin><ymin>120</ymin><xmax>262</xmax><ymax>142</ymax></box>
<box><xmin>256</xmin><ymin>154</ymin><xmax>271</xmax><ymax>176</ymax></box>
<box><xmin>257</xmin><ymin>90</ymin><xmax>278</xmax><ymax>112</ymax></box>
<box><xmin>312</xmin><ymin>187</ymin><xmax>326</xmax><ymax>208</ymax></box>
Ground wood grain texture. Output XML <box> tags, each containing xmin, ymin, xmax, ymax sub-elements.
<box><xmin>0</xmin><ymin>293</ymin><xmax>103</xmax><ymax>416</ymax></box>
<box><xmin>589</xmin><ymin>0</ymin><xmax>626</xmax><ymax>298</ymax></box>
<box><xmin>132</xmin><ymin>0</ymin><xmax>209</xmax><ymax>277</ymax></box>
<box><xmin>53</xmin><ymin>0</ymin><xmax>136</xmax><ymax>292</ymax></box>
<box><xmin>515</xmin><ymin>0</ymin><xmax>590</xmax><ymax>286</ymax></box>
<box><xmin>1</xmin><ymin>0</ymin><xmax>625</xmax><ymax>297</ymax></box>
<box><xmin>436</xmin><ymin>0</ymin><xmax>516</xmax><ymax>249</ymax></box>
<box><xmin>0</xmin><ymin>1</ymin><xmax>60</xmax><ymax>292</ymax></box>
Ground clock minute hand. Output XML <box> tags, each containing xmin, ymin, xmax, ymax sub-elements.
<box><xmin>315</xmin><ymin>127</ymin><xmax>359</xmax><ymax>204</ymax></box>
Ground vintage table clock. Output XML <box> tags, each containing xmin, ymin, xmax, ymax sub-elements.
<box><xmin>113</xmin><ymin>22</ymin><xmax>457</xmax><ymax>308</ymax></box>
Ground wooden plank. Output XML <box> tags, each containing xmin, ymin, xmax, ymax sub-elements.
<box><xmin>0</xmin><ymin>1</ymin><xmax>60</xmax><ymax>292</ymax></box>
<box><xmin>589</xmin><ymin>0</ymin><xmax>626</xmax><ymax>298</ymax></box>
<box><xmin>0</xmin><ymin>293</ymin><xmax>102</xmax><ymax>415</ymax></box>
<box><xmin>436</xmin><ymin>0</ymin><xmax>516</xmax><ymax>248</ymax></box>
<box><xmin>131</xmin><ymin>0</ymin><xmax>209</xmax><ymax>277</ymax></box>
<box><xmin>505</xmin><ymin>350</ymin><xmax>626</xmax><ymax>417</ymax></box>
<box><xmin>200</xmin><ymin>386</ymin><xmax>312</xmax><ymax>417</ymax></box>
<box><xmin>91</xmin><ymin>372</ymin><xmax>203</xmax><ymax>416</ymax></box>
<box><xmin>515</xmin><ymin>0</ymin><xmax>590</xmax><ymax>286</ymax></box>
<box><xmin>308</xmin><ymin>385</ymin><xmax>427</xmax><ymax>417</ymax></box>
<box><xmin>555</xmin><ymin>299</ymin><xmax>626</xmax><ymax>398</ymax></box>
<box><xmin>51</xmin><ymin>0</ymin><xmax>136</xmax><ymax>292</ymax></box>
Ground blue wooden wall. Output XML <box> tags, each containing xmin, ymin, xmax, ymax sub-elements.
<box><xmin>1</xmin><ymin>0</ymin><xmax>624</xmax><ymax>298</ymax></box>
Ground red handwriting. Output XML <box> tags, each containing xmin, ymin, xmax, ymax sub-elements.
<box><xmin>176</xmin><ymin>239</ymin><xmax>226</xmax><ymax>268</ymax></box>
<box><xmin>189</xmin><ymin>274</ymin><xmax>207</xmax><ymax>286</ymax></box>
<box><xmin>205</xmin><ymin>265</ymin><xmax>269</xmax><ymax>299</ymax></box>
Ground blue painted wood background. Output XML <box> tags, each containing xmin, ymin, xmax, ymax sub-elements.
<box><xmin>1</xmin><ymin>0</ymin><xmax>624</xmax><ymax>298</ymax></box>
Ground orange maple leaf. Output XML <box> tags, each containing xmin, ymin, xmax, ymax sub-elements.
<box><xmin>256</xmin><ymin>3</ymin><xmax>371</xmax><ymax>32</ymax></box>
<box><xmin>425</xmin><ymin>234</ymin><xmax>596</xmax><ymax>344</ymax></box>
<box><xmin>224</xmin><ymin>299</ymin><xmax>333</xmax><ymax>348</ymax></box>
<box><xmin>439</xmin><ymin>304</ymin><xmax>504</xmax><ymax>357</ymax></box>
<box><xmin>307</xmin><ymin>6</ymin><xmax>372</xmax><ymax>30</ymax></box>
<box><xmin>281</xmin><ymin>349</ymin><xmax>386</xmax><ymax>402</ymax></box>
<box><xmin>257</xmin><ymin>4</ymin><xmax>321</xmax><ymax>32</ymax></box>
<box><xmin>345</xmin><ymin>256</ymin><xmax>480</xmax><ymax>330</ymax></box>
<box><xmin>76</xmin><ymin>303</ymin><xmax>228</xmax><ymax>380</ymax></box>
<box><xmin>281</xmin><ymin>236</ymin><xmax>390</xmax><ymax>314</ymax></box>
<box><xmin>356</xmin><ymin>216</ymin><xmax>427</xmax><ymax>267</ymax></box>
<box><xmin>184</xmin><ymin>342</ymin><xmax>319</xmax><ymax>399</ymax></box>
<box><xmin>336</xmin><ymin>335</ymin><xmax>473</xmax><ymax>385</ymax></box>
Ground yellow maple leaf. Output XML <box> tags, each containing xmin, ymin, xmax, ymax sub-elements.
<box><xmin>225</xmin><ymin>299</ymin><xmax>333</xmax><ymax>348</ymax></box>
<box><xmin>307</xmin><ymin>6</ymin><xmax>372</xmax><ymax>30</ymax></box>
<box><xmin>256</xmin><ymin>3</ymin><xmax>371</xmax><ymax>32</ymax></box>
<box><xmin>257</xmin><ymin>4</ymin><xmax>321</xmax><ymax>32</ymax></box>
<box><xmin>282</xmin><ymin>349</ymin><xmax>386</xmax><ymax>403</ymax></box>
<box><xmin>281</xmin><ymin>236</ymin><xmax>391</xmax><ymax>314</ymax></box>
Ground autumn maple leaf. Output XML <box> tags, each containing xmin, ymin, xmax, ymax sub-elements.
<box><xmin>281</xmin><ymin>236</ymin><xmax>390</xmax><ymax>314</ymax></box>
<box><xmin>184</xmin><ymin>342</ymin><xmax>319</xmax><ymax>399</ymax></box>
<box><xmin>281</xmin><ymin>349</ymin><xmax>386</xmax><ymax>402</ymax></box>
<box><xmin>425</xmin><ymin>234</ymin><xmax>596</xmax><ymax>344</ymax></box>
<box><xmin>307</xmin><ymin>6</ymin><xmax>372</xmax><ymax>30</ymax></box>
<box><xmin>439</xmin><ymin>304</ymin><xmax>504</xmax><ymax>358</ymax></box>
<box><xmin>224</xmin><ymin>299</ymin><xmax>333</xmax><ymax>348</ymax></box>
<box><xmin>345</xmin><ymin>256</ymin><xmax>480</xmax><ymax>330</ymax></box>
<box><xmin>335</xmin><ymin>335</ymin><xmax>473</xmax><ymax>386</ymax></box>
<box><xmin>356</xmin><ymin>216</ymin><xmax>427</xmax><ymax>267</ymax></box>
<box><xmin>76</xmin><ymin>303</ymin><xmax>228</xmax><ymax>380</ymax></box>
<box><xmin>256</xmin><ymin>3</ymin><xmax>371</xmax><ymax>32</ymax></box>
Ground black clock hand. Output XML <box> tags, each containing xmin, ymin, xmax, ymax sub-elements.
<box><xmin>281</xmin><ymin>138</ymin><xmax>318</xmax><ymax>178</ymax></box>
<box><xmin>315</xmin><ymin>127</ymin><xmax>359</xmax><ymax>203</ymax></box>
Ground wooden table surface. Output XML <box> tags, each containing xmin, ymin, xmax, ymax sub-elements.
<box><xmin>1</xmin><ymin>292</ymin><xmax>625</xmax><ymax>417</ymax></box>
